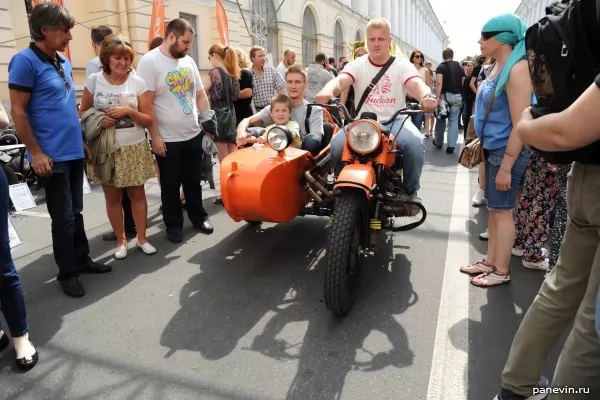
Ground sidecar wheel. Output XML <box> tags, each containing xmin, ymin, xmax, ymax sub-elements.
<box><xmin>324</xmin><ymin>190</ymin><xmax>365</xmax><ymax>316</ymax></box>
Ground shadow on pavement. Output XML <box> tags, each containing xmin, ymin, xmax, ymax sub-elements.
<box><xmin>162</xmin><ymin>218</ymin><xmax>418</xmax><ymax>400</ymax></box>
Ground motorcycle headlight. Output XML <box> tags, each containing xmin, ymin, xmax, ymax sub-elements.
<box><xmin>347</xmin><ymin>121</ymin><xmax>381</xmax><ymax>154</ymax></box>
<box><xmin>267</xmin><ymin>126</ymin><xmax>294</xmax><ymax>151</ymax></box>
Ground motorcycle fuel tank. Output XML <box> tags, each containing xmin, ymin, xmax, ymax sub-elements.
<box><xmin>220</xmin><ymin>145</ymin><xmax>312</xmax><ymax>223</ymax></box>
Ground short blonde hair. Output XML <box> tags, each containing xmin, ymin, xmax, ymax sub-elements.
<box><xmin>285</xmin><ymin>64</ymin><xmax>307</xmax><ymax>82</ymax></box>
<box><xmin>366</xmin><ymin>18</ymin><xmax>391</xmax><ymax>35</ymax></box>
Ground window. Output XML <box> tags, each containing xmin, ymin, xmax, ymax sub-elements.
<box><xmin>334</xmin><ymin>21</ymin><xmax>345</xmax><ymax>62</ymax></box>
<box><xmin>179</xmin><ymin>13</ymin><xmax>199</xmax><ymax>67</ymax></box>
<box><xmin>355</xmin><ymin>30</ymin><xmax>363</xmax><ymax>42</ymax></box>
<box><xmin>302</xmin><ymin>7</ymin><xmax>317</xmax><ymax>66</ymax></box>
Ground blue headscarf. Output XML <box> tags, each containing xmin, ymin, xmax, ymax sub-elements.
<box><xmin>481</xmin><ymin>13</ymin><xmax>527</xmax><ymax>96</ymax></box>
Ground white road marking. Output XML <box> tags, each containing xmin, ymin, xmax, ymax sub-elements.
<box><xmin>14</xmin><ymin>210</ymin><xmax>52</xmax><ymax>219</ymax></box>
<box><xmin>426</xmin><ymin>146</ymin><xmax>471</xmax><ymax>400</ymax></box>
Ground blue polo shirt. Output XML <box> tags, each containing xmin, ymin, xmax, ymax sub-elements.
<box><xmin>8</xmin><ymin>43</ymin><xmax>84</xmax><ymax>162</ymax></box>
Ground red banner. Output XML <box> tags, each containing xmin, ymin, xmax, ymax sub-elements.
<box><xmin>148</xmin><ymin>0</ymin><xmax>165</xmax><ymax>49</ymax></box>
<box><xmin>216</xmin><ymin>0</ymin><xmax>229</xmax><ymax>47</ymax></box>
<box><xmin>32</xmin><ymin>0</ymin><xmax>71</xmax><ymax>61</ymax></box>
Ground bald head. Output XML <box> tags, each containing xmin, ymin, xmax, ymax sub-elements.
<box><xmin>283</xmin><ymin>48</ymin><xmax>296</xmax><ymax>66</ymax></box>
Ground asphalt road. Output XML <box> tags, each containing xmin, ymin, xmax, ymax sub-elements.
<box><xmin>0</xmin><ymin>137</ymin><xmax>564</xmax><ymax>400</ymax></box>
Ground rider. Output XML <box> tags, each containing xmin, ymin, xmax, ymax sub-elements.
<box><xmin>316</xmin><ymin>18</ymin><xmax>438</xmax><ymax>203</ymax></box>
<box><xmin>236</xmin><ymin>64</ymin><xmax>323</xmax><ymax>156</ymax></box>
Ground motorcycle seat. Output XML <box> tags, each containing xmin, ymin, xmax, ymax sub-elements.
<box><xmin>246</xmin><ymin>127</ymin><xmax>266</xmax><ymax>138</ymax></box>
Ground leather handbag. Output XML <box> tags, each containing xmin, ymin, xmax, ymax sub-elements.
<box><xmin>214</xmin><ymin>67</ymin><xmax>237</xmax><ymax>142</ymax></box>
<box><xmin>459</xmin><ymin>91</ymin><xmax>496</xmax><ymax>169</ymax></box>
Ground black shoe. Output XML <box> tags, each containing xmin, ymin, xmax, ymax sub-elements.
<box><xmin>432</xmin><ymin>141</ymin><xmax>443</xmax><ymax>149</ymax></box>
<box><xmin>194</xmin><ymin>219</ymin><xmax>214</xmax><ymax>234</ymax></box>
<box><xmin>102</xmin><ymin>231</ymin><xmax>136</xmax><ymax>241</ymax></box>
<box><xmin>60</xmin><ymin>277</ymin><xmax>85</xmax><ymax>298</ymax></box>
<box><xmin>167</xmin><ymin>230</ymin><xmax>183</xmax><ymax>243</ymax></box>
<box><xmin>446</xmin><ymin>147</ymin><xmax>455</xmax><ymax>154</ymax></box>
<box><xmin>493</xmin><ymin>377</ymin><xmax>549</xmax><ymax>400</ymax></box>
<box><xmin>209</xmin><ymin>181</ymin><xmax>216</xmax><ymax>190</ymax></box>
<box><xmin>15</xmin><ymin>341</ymin><xmax>38</xmax><ymax>372</ymax></box>
<box><xmin>0</xmin><ymin>332</ymin><xmax>9</xmax><ymax>352</ymax></box>
<box><xmin>80</xmin><ymin>259</ymin><xmax>112</xmax><ymax>274</ymax></box>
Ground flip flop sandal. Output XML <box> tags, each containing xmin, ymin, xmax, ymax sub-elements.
<box><xmin>470</xmin><ymin>269</ymin><xmax>511</xmax><ymax>287</ymax></box>
<box><xmin>459</xmin><ymin>259</ymin><xmax>495</xmax><ymax>275</ymax></box>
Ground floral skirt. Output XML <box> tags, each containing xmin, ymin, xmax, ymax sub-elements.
<box><xmin>87</xmin><ymin>140</ymin><xmax>156</xmax><ymax>188</ymax></box>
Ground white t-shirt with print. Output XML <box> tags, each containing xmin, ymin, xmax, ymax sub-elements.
<box><xmin>136</xmin><ymin>48</ymin><xmax>204</xmax><ymax>142</ymax></box>
<box><xmin>341</xmin><ymin>55</ymin><xmax>420</xmax><ymax>121</ymax></box>
<box><xmin>85</xmin><ymin>72</ymin><xmax>148</xmax><ymax>146</ymax></box>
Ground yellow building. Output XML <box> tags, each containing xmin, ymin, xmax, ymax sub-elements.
<box><xmin>0</xmin><ymin>0</ymin><xmax>217</xmax><ymax>106</ymax></box>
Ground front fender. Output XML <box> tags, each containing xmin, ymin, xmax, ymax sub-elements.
<box><xmin>334</xmin><ymin>164</ymin><xmax>376</xmax><ymax>198</ymax></box>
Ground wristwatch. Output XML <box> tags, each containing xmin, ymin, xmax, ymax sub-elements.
<box><xmin>423</xmin><ymin>93</ymin><xmax>437</xmax><ymax>100</ymax></box>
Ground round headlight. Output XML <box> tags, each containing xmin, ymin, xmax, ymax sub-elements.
<box><xmin>267</xmin><ymin>126</ymin><xmax>292</xmax><ymax>151</ymax></box>
<box><xmin>347</xmin><ymin>121</ymin><xmax>381</xmax><ymax>154</ymax></box>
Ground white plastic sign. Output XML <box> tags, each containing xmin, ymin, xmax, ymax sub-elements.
<box><xmin>8</xmin><ymin>183</ymin><xmax>36</xmax><ymax>211</ymax></box>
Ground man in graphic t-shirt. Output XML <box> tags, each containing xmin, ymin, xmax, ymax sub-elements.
<box><xmin>316</xmin><ymin>18</ymin><xmax>437</xmax><ymax>209</ymax></box>
<box><xmin>137</xmin><ymin>18</ymin><xmax>214</xmax><ymax>243</ymax></box>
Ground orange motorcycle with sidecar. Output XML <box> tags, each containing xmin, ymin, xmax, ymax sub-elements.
<box><xmin>220</xmin><ymin>100</ymin><xmax>427</xmax><ymax>316</ymax></box>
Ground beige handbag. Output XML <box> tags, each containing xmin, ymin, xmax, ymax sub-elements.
<box><xmin>459</xmin><ymin>91</ymin><xmax>496</xmax><ymax>169</ymax></box>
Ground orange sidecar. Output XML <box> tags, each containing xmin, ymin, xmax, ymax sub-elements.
<box><xmin>220</xmin><ymin>145</ymin><xmax>315</xmax><ymax>223</ymax></box>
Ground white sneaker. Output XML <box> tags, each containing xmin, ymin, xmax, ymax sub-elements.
<box><xmin>512</xmin><ymin>247</ymin><xmax>525</xmax><ymax>257</ymax></box>
<box><xmin>479</xmin><ymin>229</ymin><xmax>489</xmax><ymax>240</ymax></box>
<box><xmin>472</xmin><ymin>188</ymin><xmax>487</xmax><ymax>207</ymax></box>
<box><xmin>115</xmin><ymin>245</ymin><xmax>128</xmax><ymax>259</ymax></box>
<box><xmin>137</xmin><ymin>241</ymin><xmax>157</xmax><ymax>255</ymax></box>
<box><xmin>522</xmin><ymin>258</ymin><xmax>550</xmax><ymax>271</ymax></box>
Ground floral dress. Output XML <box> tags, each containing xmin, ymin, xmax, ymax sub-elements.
<box><xmin>513</xmin><ymin>152</ymin><xmax>559</xmax><ymax>263</ymax></box>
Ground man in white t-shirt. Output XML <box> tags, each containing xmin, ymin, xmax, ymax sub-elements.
<box><xmin>85</xmin><ymin>25</ymin><xmax>113</xmax><ymax>79</ymax></box>
<box><xmin>137</xmin><ymin>18</ymin><xmax>213</xmax><ymax>243</ymax></box>
<box><xmin>316</xmin><ymin>18</ymin><xmax>437</xmax><ymax>203</ymax></box>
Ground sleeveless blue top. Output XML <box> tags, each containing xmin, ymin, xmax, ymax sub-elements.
<box><xmin>474</xmin><ymin>63</ymin><xmax>512</xmax><ymax>150</ymax></box>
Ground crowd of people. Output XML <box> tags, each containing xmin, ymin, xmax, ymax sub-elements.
<box><xmin>0</xmin><ymin>3</ymin><xmax>599</xmax><ymax>397</ymax></box>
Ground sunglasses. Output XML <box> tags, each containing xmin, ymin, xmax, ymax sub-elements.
<box><xmin>107</xmin><ymin>39</ymin><xmax>132</xmax><ymax>47</ymax></box>
<box><xmin>414</xmin><ymin>54</ymin><xmax>423</xmax><ymax>58</ymax></box>
<box><xmin>51</xmin><ymin>58</ymin><xmax>71</xmax><ymax>91</ymax></box>
<box><xmin>480</xmin><ymin>31</ymin><xmax>510</xmax><ymax>40</ymax></box>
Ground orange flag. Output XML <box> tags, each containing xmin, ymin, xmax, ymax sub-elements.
<box><xmin>216</xmin><ymin>0</ymin><xmax>229</xmax><ymax>47</ymax></box>
<box><xmin>32</xmin><ymin>0</ymin><xmax>71</xmax><ymax>61</ymax></box>
<box><xmin>148</xmin><ymin>0</ymin><xmax>165</xmax><ymax>49</ymax></box>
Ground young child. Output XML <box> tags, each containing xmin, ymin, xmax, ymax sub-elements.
<box><xmin>254</xmin><ymin>95</ymin><xmax>301</xmax><ymax>148</ymax></box>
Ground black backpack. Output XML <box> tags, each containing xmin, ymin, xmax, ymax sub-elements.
<box><xmin>525</xmin><ymin>0</ymin><xmax>600</xmax><ymax>164</ymax></box>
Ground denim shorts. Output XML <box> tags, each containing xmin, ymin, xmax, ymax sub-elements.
<box><xmin>484</xmin><ymin>147</ymin><xmax>530</xmax><ymax>211</ymax></box>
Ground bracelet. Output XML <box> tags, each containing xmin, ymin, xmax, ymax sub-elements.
<box><xmin>505</xmin><ymin>150</ymin><xmax>516</xmax><ymax>158</ymax></box>
<box><xmin>423</xmin><ymin>93</ymin><xmax>437</xmax><ymax>100</ymax></box>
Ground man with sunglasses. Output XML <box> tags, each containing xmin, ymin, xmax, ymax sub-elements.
<box><xmin>8</xmin><ymin>3</ymin><xmax>110</xmax><ymax>298</ymax></box>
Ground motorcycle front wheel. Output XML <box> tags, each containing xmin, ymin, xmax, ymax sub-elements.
<box><xmin>1</xmin><ymin>163</ymin><xmax>19</xmax><ymax>185</ymax></box>
<box><xmin>324</xmin><ymin>189</ymin><xmax>366</xmax><ymax>316</ymax></box>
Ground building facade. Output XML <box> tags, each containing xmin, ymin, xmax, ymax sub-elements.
<box><xmin>515</xmin><ymin>0</ymin><xmax>553</xmax><ymax>26</ymax></box>
<box><xmin>219</xmin><ymin>0</ymin><xmax>447</xmax><ymax>68</ymax></box>
<box><xmin>0</xmin><ymin>0</ymin><xmax>217</xmax><ymax>104</ymax></box>
<box><xmin>0</xmin><ymin>0</ymin><xmax>447</xmax><ymax>106</ymax></box>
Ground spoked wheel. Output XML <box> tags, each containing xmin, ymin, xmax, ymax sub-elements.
<box><xmin>324</xmin><ymin>189</ymin><xmax>366</xmax><ymax>316</ymax></box>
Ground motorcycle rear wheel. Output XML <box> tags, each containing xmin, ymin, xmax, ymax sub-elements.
<box><xmin>324</xmin><ymin>189</ymin><xmax>365</xmax><ymax>316</ymax></box>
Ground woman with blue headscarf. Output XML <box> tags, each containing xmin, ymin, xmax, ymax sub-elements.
<box><xmin>459</xmin><ymin>13</ymin><xmax>532</xmax><ymax>287</ymax></box>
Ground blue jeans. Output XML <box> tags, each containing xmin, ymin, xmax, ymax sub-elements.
<box><xmin>411</xmin><ymin>113</ymin><xmax>424</xmax><ymax>131</ymax></box>
<box><xmin>44</xmin><ymin>159</ymin><xmax>92</xmax><ymax>281</ymax></box>
<box><xmin>484</xmin><ymin>147</ymin><xmax>530</xmax><ymax>211</ymax></box>
<box><xmin>301</xmin><ymin>133</ymin><xmax>322</xmax><ymax>156</ymax></box>
<box><xmin>0</xmin><ymin>167</ymin><xmax>28</xmax><ymax>337</ymax></box>
<box><xmin>434</xmin><ymin>92</ymin><xmax>463</xmax><ymax>149</ymax></box>
<box><xmin>330</xmin><ymin>117</ymin><xmax>425</xmax><ymax>194</ymax></box>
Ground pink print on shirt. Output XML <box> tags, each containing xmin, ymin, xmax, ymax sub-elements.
<box><xmin>364</xmin><ymin>74</ymin><xmax>397</xmax><ymax>107</ymax></box>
